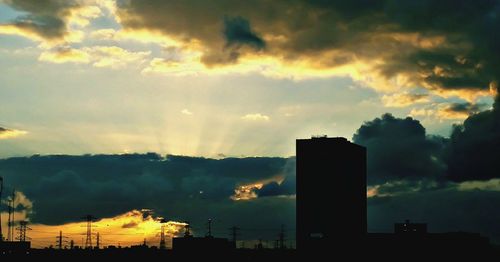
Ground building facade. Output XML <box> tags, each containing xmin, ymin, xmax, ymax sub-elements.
<box><xmin>296</xmin><ymin>136</ymin><xmax>367</xmax><ymax>251</ymax></box>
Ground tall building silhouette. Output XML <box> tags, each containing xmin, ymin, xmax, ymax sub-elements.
<box><xmin>296</xmin><ymin>136</ymin><xmax>366</xmax><ymax>251</ymax></box>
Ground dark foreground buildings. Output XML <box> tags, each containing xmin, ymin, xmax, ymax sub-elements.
<box><xmin>296</xmin><ymin>136</ymin><xmax>366</xmax><ymax>251</ymax></box>
<box><xmin>295</xmin><ymin>136</ymin><xmax>491</xmax><ymax>257</ymax></box>
<box><xmin>172</xmin><ymin>235</ymin><xmax>234</xmax><ymax>252</ymax></box>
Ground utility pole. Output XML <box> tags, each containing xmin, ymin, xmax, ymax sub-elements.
<box><xmin>206</xmin><ymin>219</ymin><xmax>213</xmax><ymax>238</ymax></box>
<box><xmin>57</xmin><ymin>231</ymin><xmax>63</xmax><ymax>249</ymax></box>
<box><xmin>70</xmin><ymin>239</ymin><xmax>74</xmax><ymax>249</ymax></box>
<box><xmin>7</xmin><ymin>189</ymin><xmax>15</xmax><ymax>241</ymax></box>
<box><xmin>16</xmin><ymin>220</ymin><xmax>31</xmax><ymax>242</ymax></box>
<box><xmin>96</xmin><ymin>232</ymin><xmax>100</xmax><ymax>249</ymax></box>
<box><xmin>0</xmin><ymin>176</ymin><xmax>3</xmax><ymax>242</ymax></box>
<box><xmin>229</xmin><ymin>226</ymin><xmax>240</xmax><ymax>245</ymax></box>
<box><xmin>82</xmin><ymin>215</ymin><xmax>96</xmax><ymax>249</ymax></box>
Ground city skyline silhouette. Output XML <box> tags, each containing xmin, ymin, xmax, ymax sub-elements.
<box><xmin>2</xmin><ymin>0</ymin><xmax>500</xmax><ymax>259</ymax></box>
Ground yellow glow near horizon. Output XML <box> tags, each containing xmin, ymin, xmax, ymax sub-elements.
<box><xmin>0</xmin><ymin>210</ymin><xmax>186</xmax><ymax>249</ymax></box>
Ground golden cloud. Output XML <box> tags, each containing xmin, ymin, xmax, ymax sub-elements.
<box><xmin>231</xmin><ymin>183</ymin><xmax>263</xmax><ymax>201</ymax></box>
<box><xmin>91</xmin><ymin>46</ymin><xmax>151</xmax><ymax>69</ymax></box>
<box><xmin>0</xmin><ymin>127</ymin><xmax>28</xmax><ymax>139</ymax></box>
<box><xmin>38</xmin><ymin>46</ymin><xmax>151</xmax><ymax>69</ymax></box>
<box><xmin>0</xmin><ymin>1</ymin><xmax>104</xmax><ymax>46</ymax></box>
<box><xmin>39</xmin><ymin>47</ymin><xmax>91</xmax><ymax>63</ymax></box>
<box><xmin>410</xmin><ymin>102</ymin><xmax>484</xmax><ymax>121</ymax></box>
<box><xmin>382</xmin><ymin>93</ymin><xmax>430</xmax><ymax>107</ymax></box>
<box><xmin>241</xmin><ymin>113</ymin><xmax>270</xmax><ymax>121</ymax></box>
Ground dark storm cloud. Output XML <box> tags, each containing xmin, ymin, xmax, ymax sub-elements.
<box><xmin>0</xmin><ymin>153</ymin><xmax>291</xmax><ymax>228</ymax></box>
<box><xmin>115</xmin><ymin>0</ymin><xmax>500</xmax><ymax>92</ymax></box>
<box><xmin>446</xmin><ymin>96</ymin><xmax>500</xmax><ymax>181</ymax></box>
<box><xmin>223</xmin><ymin>16</ymin><xmax>265</xmax><ymax>50</ymax></box>
<box><xmin>353</xmin><ymin>113</ymin><xmax>447</xmax><ymax>185</ymax></box>
<box><xmin>445</xmin><ymin>102</ymin><xmax>487</xmax><ymax>115</ymax></box>
<box><xmin>448</xmin><ymin>102</ymin><xmax>484</xmax><ymax>113</ymax></box>
<box><xmin>256</xmin><ymin>158</ymin><xmax>296</xmax><ymax>197</ymax></box>
<box><xmin>359</xmin><ymin>105</ymin><xmax>500</xmax><ymax>242</ymax></box>
<box><xmin>1</xmin><ymin>0</ymin><xmax>80</xmax><ymax>40</ymax></box>
<box><xmin>3</xmin><ymin>1</ymin><xmax>499</xmax><ymax>92</ymax></box>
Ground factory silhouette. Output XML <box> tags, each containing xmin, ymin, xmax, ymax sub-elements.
<box><xmin>0</xmin><ymin>136</ymin><xmax>497</xmax><ymax>259</ymax></box>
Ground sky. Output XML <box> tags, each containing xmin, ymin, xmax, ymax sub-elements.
<box><xmin>1</xmin><ymin>0</ymin><xmax>500</xmax><ymax>248</ymax></box>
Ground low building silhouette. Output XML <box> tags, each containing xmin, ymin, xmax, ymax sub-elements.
<box><xmin>367</xmin><ymin>220</ymin><xmax>490</xmax><ymax>254</ymax></box>
<box><xmin>394</xmin><ymin>219</ymin><xmax>427</xmax><ymax>235</ymax></box>
<box><xmin>0</xmin><ymin>241</ymin><xmax>31</xmax><ymax>254</ymax></box>
<box><xmin>172</xmin><ymin>235</ymin><xmax>234</xmax><ymax>252</ymax></box>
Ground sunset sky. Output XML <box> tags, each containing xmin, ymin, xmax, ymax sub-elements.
<box><xmin>1</xmin><ymin>0</ymin><xmax>500</xmax><ymax>248</ymax></box>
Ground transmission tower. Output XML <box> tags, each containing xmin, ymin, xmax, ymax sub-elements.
<box><xmin>7</xmin><ymin>190</ymin><xmax>15</xmax><ymax>241</ymax></box>
<box><xmin>278</xmin><ymin>224</ymin><xmax>286</xmax><ymax>249</ymax></box>
<box><xmin>16</xmin><ymin>220</ymin><xmax>31</xmax><ymax>242</ymax></box>
<box><xmin>96</xmin><ymin>232</ymin><xmax>100</xmax><ymax>249</ymax></box>
<box><xmin>82</xmin><ymin>215</ymin><xmax>97</xmax><ymax>249</ymax></box>
<box><xmin>159</xmin><ymin>220</ymin><xmax>167</xmax><ymax>249</ymax></box>
<box><xmin>56</xmin><ymin>230</ymin><xmax>68</xmax><ymax>249</ymax></box>
<box><xmin>229</xmin><ymin>226</ymin><xmax>240</xmax><ymax>244</ymax></box>
<box><xmin>183</xmin><ymin>222</ymin><xmax>192</xmax><ymax>238</ymax></box>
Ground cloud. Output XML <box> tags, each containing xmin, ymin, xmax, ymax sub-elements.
<box><xmin>0</xmin><ymin>0</ymin><xmax>103</xmax><ymax>44</ymax></box>
<box><xmin>223</xmin><ymin>16</ymin><xmax>265</xmax><ymax>50</ymax></box>
<box><xmin>4</xmin><ymin>0</ymin><xmax>499</xmax><ymax>103</ymax></box>
<box><xmin>181</xmin><ymin>109</ymin><xmax>193</xmax><ymax>115</ymax></box>
<box><xmin>241</xmin><ymin>113</ymin><xmax>270</xmax><ymax>121</ymax></box>
<box><xmin>353</xmin><ymin>113</ymin><xmax>448</xmax><ymax>184</ymax></box>
<box><xmin>0</xmin><ymin>127</ymin><xmax>27</xmax><ymax>139</ymax></box>
<box><xmin>109</xmin><ymin>0</ymin><xmax>500</xmax><ymax>100</ymax></box>
<box><xmin>39</xmin><ymin>47</ymin><xmax>91</xmax><ymax>63</ymax></box>
<box><xmin>38</xmin><ymin>45</ymin><xmax>151</xmax><ymax>68</ymax></box>
<box><xmin>230</xmin><ymin>183</ymin><xmax>262</xmax><ymax>201</ymax></box>
<box><xmin>437</xmin><ymin>102</ymin><xmax>487</xmax><ymax>120</ymax></box>
<box><xmin>381</xmin><ymin>93</ymin><xmax>430</xmax><ymax>107</ymax></box>
<box><xmin>90</xmin><ymin>46</ymin><xmax>150</xmax><ymax>69</ymax></box>
<box><xmin>446</xmin><ymin>96</ymin><xmax>500</xmax><ymax>181</ymax></box>
<box><xmin>0</xmin><ymin>154</ymin><xmax>291</xmax><ymax>228</ymax></box>
<box><xmin>458</xmin><ymin>178</ymin><xmax>500</xmax><ymax>192</ymax></box>
<box><xmin>410</xmin><ymin>102</ymin><xmax>488</xmax><ymax>121</ymax></box>
<box><xmin>18</xmin><ymin>210</ymin><xmax>187</xmax><ymax>248</ymax></box>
